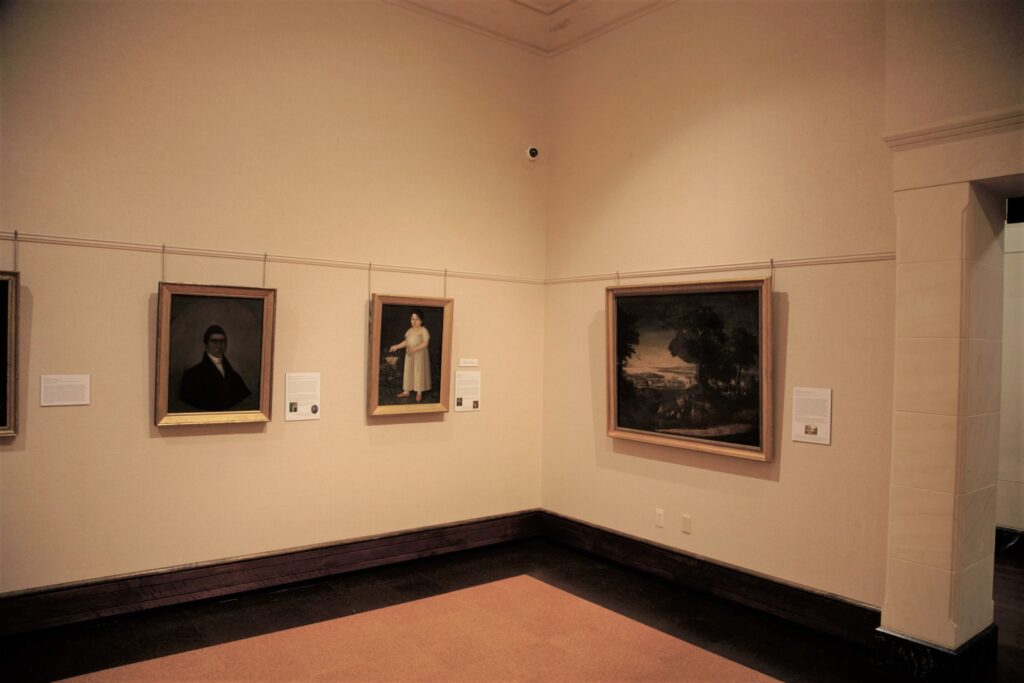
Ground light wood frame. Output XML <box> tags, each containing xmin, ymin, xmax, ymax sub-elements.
<box><xmin>155</xmin><ymin>282</ymin><xmax>276</xmax><ymax>426</ymax></box>
<box><xmin>606</xmin><ymin>278</ymin><xmax>773</xmax><ymax>461</ymax></box>
<box><xmin>0</xmin><ymin>272</ymin><xmax>18</xmax><ymax>436</ymax></box>
<box><xmin>368</xmin><ymin>294</ymin><xmax>453</xmax><ymax>416</ymax></box>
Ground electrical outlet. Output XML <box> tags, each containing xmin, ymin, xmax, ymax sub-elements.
<box><xmin>681</xmin><ymin>514</ymin><xmax>692</xmax><ymax>534</ymax></box>
<box><xmin>655</xmin><ymin>508</ymin><xmax>665</xmax><ymax>528</ymax></box>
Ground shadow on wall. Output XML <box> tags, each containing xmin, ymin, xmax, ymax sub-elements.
<box><xmin>592</xmin><ymin>290</ymin><xmax>788</xmax><ymax>483</ymax></box>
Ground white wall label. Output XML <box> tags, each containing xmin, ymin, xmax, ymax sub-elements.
<box><xmin>41</xmin><ymin>374</ymin><xmax>91</xmax><ymax>406</ymax></box>
<box><xmin>459</xmin><ymin>358</ymin><xmax>479</xmax><ymax>367</ymax></box>
<box><xmin>455</xmin><ymin>370</ymin><xmax>481</xmax><ymax>411</ymax></box>
<box><xmin>285</xmin><ymin>372</ymin><xmax>321</xmax><ymax>421</ymax></box>
<box><xmin>792</xmin><ymin>387</ymin><xmax>832</xmax><ymax>445</ymax></box>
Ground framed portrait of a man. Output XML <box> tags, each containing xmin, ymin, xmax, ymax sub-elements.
<box><xmin>155</xmin><ymin>282</ymin><xmax>276</xmax><ymax>426</ymax></box>
<box><xmin>0</xmin><ymin>271</ymin><xmax>18</xmax><ymax>436</ymax></box>
<box><xmin>607</xmin><ymin>278</ymin><xmax>773</xmax><ymax>461</ymax></box>
<box><xmin>368</xmin><ymin>294</ymin><xmax>453</xmax><ymax>416</ymax></box>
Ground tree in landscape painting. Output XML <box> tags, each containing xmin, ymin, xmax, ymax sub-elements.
<box><xmin>667</xmin><ymin>303</ymin><xmax>727</xmax><ymax>395</ymax></box>
<box><xmin>615</xmin><ymin>306</ymin><xmax>640</xmax><ymax>409</ymax></box>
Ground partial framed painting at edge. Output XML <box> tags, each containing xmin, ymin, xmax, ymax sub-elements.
<box><xmin>606</xmin><ymin>278</ymin><xmax>773</xmax><ymax>462</ymax></box>
<box><xmin>368</xmin><ymin>294</ymin><xmax>453</xmax><ymax>416</ymax></box>
<box><xmin>0</xmin><ymin>272</ymin><xmax>18</xmax><ymax>436</ymax></box>
<box><xmin>155</xmin><ymin>282</ymin><xmax>276</xmax><ymax>426</ymax></box>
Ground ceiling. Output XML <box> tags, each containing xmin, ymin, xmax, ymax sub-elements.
<box><xmin>389</xmin><ymin>0</ymin><xmax>676</xmax><ymax>57</ymax></box>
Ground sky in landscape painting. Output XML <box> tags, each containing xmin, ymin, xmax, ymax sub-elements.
<box><xmin>623</xmin><ymin>327</ymin><xmax>696</xmax><ymax>380</ymax></box>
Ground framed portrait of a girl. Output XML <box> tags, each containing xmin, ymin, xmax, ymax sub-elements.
<box><xmin>368</xmin><ymin>294</ymin><xmax>453</xmax><ymax>416</ymax></box>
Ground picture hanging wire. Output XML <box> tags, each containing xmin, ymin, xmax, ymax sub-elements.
<box><xmin>161</xmin><ymin>244</ymin><xmax>166</xmax><ymax>282</ymax></box>
<box><xmin>13</xmin><ymin>230</ymin><xmax>18</xmax><ymax>272</ymax></box>
<box><xmin>443</xmin><ymin>268</ymin><xmax>448</xmax><ymax>297</ymax></box>
<box><xmin>770</xmin><ymin>258</ymin><xmax>775</xmax><ymax>294</ymax></box>
<box><xmin>367</xmin><ymin>262</ymin><xmax>373</xmax><ymax>300</ymax></box>
<box><xmin>616</xmin><ymin>270</ymin><xmax>620</xmax><ymax>286</ymax></box>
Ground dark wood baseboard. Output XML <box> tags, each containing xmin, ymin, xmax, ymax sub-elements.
<box><xmin>539</xmin><ymin>511</ymin><xmax>881</xmax><ymax>647</ymax></box>
<box><xmin>0</xmin><ymin>510</ymin><xmax>544</xmax><ymax>636</ymax></box>
<box><xmin>3</xmin><ymin>509</ymin><xmax>1001</xmax><ymax>679</ymax></box>
<box><xmin>2</xmin><ymin>510</ymin><xmax>877</xmax><ymax>648</ymax></box>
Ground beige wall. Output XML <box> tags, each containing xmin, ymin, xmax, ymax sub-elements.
<box><xmin>1001</xmin><ymin>224</ymin><xmax>1024</xmax><ymax>530</ymax></box>
<box><xmin>0</xmin><ymin>0</ymin><xmax>546</xmax><ymax>591</ymax></box>
<box><xmin>2</xmin><ymin>0</ymin><xmax>548</xmax><ymax>277</ymax></box>
<box><xmin>543</xmin><ymin>1</ymin><xmax>895</xmax><ymax>606</ymax></box>
<box><xmin>885</xmin><ymin>0</ymin><xmax>1024</xmax><ymax>135</ymax></box>
<box><xmin>546</xmin><ymin>0</ymin><xmax>893</xmax><ymax>280</ymax></box>
<box><xmin>2</xmin><ymin>0</ymin><xmax>1019</xmax><ymax>622</ymax></box>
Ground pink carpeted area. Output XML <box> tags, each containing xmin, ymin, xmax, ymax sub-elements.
<box><xmin>68</xmin><ymin>575</ymin><xmax>778</xmax><ymax>681</ymax></box>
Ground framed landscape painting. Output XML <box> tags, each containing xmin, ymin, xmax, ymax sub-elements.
<box><xmin>0</xmin><ymin>272</ymin><xmax>18</xmax><ymax>436</ymax></box>
<box><xmin>155</xmin><ymin>282</ymin><xmax>276</xmax><ymax>426</ymax></box>
<box><xmin>368</xmin><ymin>294</ymin><xmax>453</xmax><ymax>416</ymax></box>
<box><xmin>606</xmin><ymin>278</ymin><xmax>773</xmax><ymax>461</ymax></box>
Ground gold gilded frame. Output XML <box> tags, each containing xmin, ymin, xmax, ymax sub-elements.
<box><xmin>368</xmin><ymin>294</ymin><xmax>453</xmax><ymax>416</ymax></box>
<box><xmin>155</xmin><ymin>282</ymin><xmax>276</xmax><ymax>426</ymax></box>
<box><xmin>606</xmin><ymin>278</ymin><xmax>773</xmax><ymax>461</ymax></box>
<box><xmin>0</xmin><ymin>272</ymin><xmax>18</xmax><ymax>436</ymax></box>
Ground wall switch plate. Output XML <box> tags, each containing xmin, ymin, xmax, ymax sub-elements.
<box><xmin>655</xmin><ymin>508</ymin><xmax>665</xmax><ymax>528</ymax></box>
<box><xmin>681</xmin><ymin>514</ymin><xmax>692</xmax><ymax>534</ymax></box>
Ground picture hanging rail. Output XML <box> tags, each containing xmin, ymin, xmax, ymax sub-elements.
<box><xmin>0</xmin><ymin>229</ymin><xmax>891</xmax><ymax>289</ymax></box>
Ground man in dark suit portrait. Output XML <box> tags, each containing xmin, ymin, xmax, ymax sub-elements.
<box><xmin>179</xmin><ymin>324</ymin><xmax>251</xmax><ymax>411</ymax></box>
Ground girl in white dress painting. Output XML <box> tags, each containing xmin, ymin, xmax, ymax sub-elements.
<box><xmin>389</xmin><ymin>309</ymin><xmax>431</xmax><ymax>402</ymax></box>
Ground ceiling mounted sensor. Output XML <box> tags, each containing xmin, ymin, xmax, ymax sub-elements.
<box><xmin>390</xmin><ymin>0</ymin><xmax>676</xmax><ymax>57</ymax></box>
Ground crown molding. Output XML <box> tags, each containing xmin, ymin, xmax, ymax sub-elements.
<box><xmin>884</xmin><ymin>106</ymin><xmax>1024</xmax><ymax>151</ymax></box>
<box><xmin>387</xmin><ymin>0</ymin><xmax>676</xmax><ymax>58</ymax></box>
